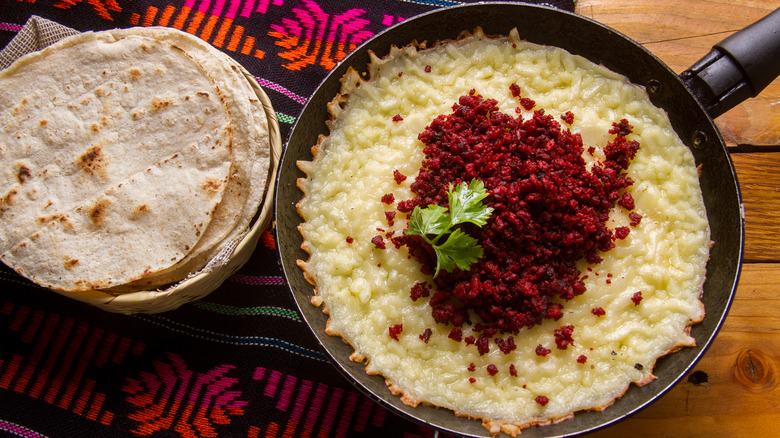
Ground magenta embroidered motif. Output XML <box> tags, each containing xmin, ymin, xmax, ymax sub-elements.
<box><xmin>123</xmin><ymin>352</ymin><xmax>248</xmax><ymax>437</ymax></box>
<box><xmin>269</xmin><ymin>0</ymin><xmax>373</xmax><ymax>71</ymax></box>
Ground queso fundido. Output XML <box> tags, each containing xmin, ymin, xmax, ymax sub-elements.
<box><xmin>296</xmin><ymin>28</ymin><xmax>710</xmax><ymax>435</ymax></box>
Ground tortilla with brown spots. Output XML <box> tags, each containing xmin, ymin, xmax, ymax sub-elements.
<box><xmin>0</xmin><ymin>30</ymin><xmax>234</xmax><ymax>291</ymax></box>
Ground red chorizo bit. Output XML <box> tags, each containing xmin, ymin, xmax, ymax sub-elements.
<box><xmin>398</xmin><ymin>71</ymin><xmax>403</xmax><ymax>77</ymax></box>
<box><xmin>577</xmin><ymin>354</ymin><xmax>588</xmax><ymax>364</ymax></box>
<box><xmin>448</xmin><ymin>327</ymin><xmax>463</xmax><ymax>342</ymax></box>
<box><xmin>618</xmin><ymin>192</ymin><xmax>635</xmax><ymax>210</ymax></box>
<box><xmin>495</xmin><ymin>336</ymin><xmax>517</xmax><ymax>354</ymax></box>
<box><xmin>390</xmin><ymin>235</ymin><xmax>405</xmax><ymax>249</ymax></box>
<box><xmin>346</xmin><ymin>236</ymin><xmax>354</xmax><ymax>244</ymax></box>
<box><xmin>430</xmin><ymin>299</ymin><xmax>458</xmax><ymax>324</ymax></box>
<box><xmin>393</xmin><ymin>169</ymin><xmax>407</xmax><ymax>184</ymax></box>
<box><xmin>468</xmin><ymin>362</ymin><xmax>476</xmax><ymax>372</ymax></box>
<box><xmin>561</xmin><ymin>111</ymin><xmax>574</xmax><ymax>125</ymax></box>
<box><xmin>486</xmin><ymin>364</ymin><xmax>499</xmax><ymax>376</ymax></box>
<box><xmin>396</xmin><ymin>199</ymin><xmax>415</xmax><ymax>213</ymax></box>
<box><xmin>432</xmin><ymin>296</ymin><xmax>461</xmax><ymax>322</ymax></box>
<box><xmin>410</xmin><ymin>281</ymin><xmax>432</xmax><ymax>301</ymax></box>
<box><xmin>419</xmin><ymin>328</ymin><xmax>432</xmax><ymax>343</ymax></box>
<box><xmin>546</xmin><ymin>303</ymin><xmax>564</xmax><ymax>320</ymax></box>
<box><xmin>631</xmin><ymin>291</ymin><xmax>643</xmax><ymax>305</ymax></box>
<box><xmin>613</xmin><ymin>226</ymin><xmax>630</xmax><ymax>240</ymax></box>
<box><xmin>591</xmin><ymin>307</ymin><xmax>606</xmax><ymax>316</ymax></box>
<box><xmin>399</xmin><ymin>91</ymin><xmax>641</xmax><ymax>346</ymax></box>
<box><xmin>512</xmin><ymin>96</ymin><xmax>536</xmax><ymax>110</ymax></box>
<box><xmin>474</xmin><ymin>323</ymin><xmax>498</xmax><ymax>338</ymax></box>
<box><xmin>610</xmin><ymin>119</ymin><xmax>633</xmax><ymax>137</ymax></box>
<box><xmin>469</xmin><ymin>377</ymin><xmax>476</xmax><ymax>383</ymax></box>
<box><xmin>381</xmin><ymin>193</ymin><xmax>395</xmax><ymax>204</ymax></box>
<box><xmin>371</xmin><ymin>235</ymin><xmax>386</xmax><ymax>249</ymax></box>
<box><xmin>604</xmin><ymin>120</ymin><xmax>640</xmax><ymax>171</ymax></box>
<box><xmin>535</xmin><ymin>344</ymin><xmax>551</xmax><ymax>357</ymax></box>
<box><xmin>389</xmin><ymin>324</ymin><xmax>403</xmax><ymax>340</ymax></box>
<box><xmin>509</xmin><ymin>364</ymin><xmax>518</xmax><ymax>377</ymax></box>
<box><xmin>464</xmin><ymin>336</ymin><xmax>476</xmax><ymax>345</ymax></box>
<box><xmin>424</xmin><ymin>65</ymin><xmax>432</xmax><ymax>73</ymax></box>
<box><xmin>509</xmin><ymin>82</ymin><xmax>522</xmax><ymax>97</ymax></box>
<box><xmin>553</xmin><ymin>324</ymin><xmax>575</xmax><ymax>350</ymax></box>
<box><xmin>629</xmin><ymin>212</ymin><xmax>643</xmax><ymax>226</ymax></box>
<box><xmin>392</xmin><ymin>114</ymin><xmax>403</xmax><ymax>122</ymax></box>
<box><xmin>385</xmin><ymin>211</ymin><xmax>396</xmax><ymax>226</ymax></box>
<box><xmin>385</xmin><ymin>230</ymin><xmax>394</xmax><ymax>239</ymax></box>
<box><xmin>476</xmin><ymin>334</ymin><xmax>490</xmax><ymax>355</ymax></box>
<box><xmin>535</xmin><ymin>395</ymin><xmax>549</xmax><ymax>406</ymax></box>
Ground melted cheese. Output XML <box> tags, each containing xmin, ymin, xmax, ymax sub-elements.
<box><xmin>298</xmin><ymin>29</ymin><xmax>709</xmax><ymax>435</ymax></box>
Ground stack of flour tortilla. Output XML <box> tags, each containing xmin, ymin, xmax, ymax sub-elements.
<box><xmin>0</xmin><ymin>27</ymin><xmax>272</xmax><ymax>296</ymax></box>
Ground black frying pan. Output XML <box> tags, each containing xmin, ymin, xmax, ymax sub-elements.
<box><xmin>276</xmin><ymin>3</ymin><xmax>779</xmax><ymax>436</ymax></box>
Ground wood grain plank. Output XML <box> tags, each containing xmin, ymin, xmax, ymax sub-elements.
<box><xmin>732</xmin><ymin>152</ymin><xmax>780</xmax><ymax>262</ymax></box>
<box><xmin>589</xmin><ymin>263</ymin><xmax>780</xmax><ymax>437</ymax></box>
<box><xmin>576</xmin><ymin>0</ymin><xmax>780</xmax><ymax>147</ymax></box>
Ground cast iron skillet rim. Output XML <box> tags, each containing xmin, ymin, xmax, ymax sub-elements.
<box><xmin>275</xmin><ymin>2</ymin><xmax>743</xmax><ymax>437</ymax></box>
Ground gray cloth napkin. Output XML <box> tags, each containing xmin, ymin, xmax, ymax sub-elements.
<box><xmin>0</xmin><ymin>15</ymin><xmax>79</xmax><ymax>70</ymax></box>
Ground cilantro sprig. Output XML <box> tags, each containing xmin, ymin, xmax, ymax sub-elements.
<box><xmin>406</xmin><ymin>179</ymin><xmax>494</xmax><ymax>277</ymax></box>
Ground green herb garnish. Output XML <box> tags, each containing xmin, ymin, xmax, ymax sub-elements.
<box><xmin>406</xmin><ymin>179</ymin><xmax>493</xmax><ymax>277</ymax></box>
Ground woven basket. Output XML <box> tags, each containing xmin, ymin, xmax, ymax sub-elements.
<box><xmin>1</xmin><ymin>19</ymin><xmax>281</xmax><ymax>314</ymax></box>
<box><xmin>54</xmin><ymin>68</ymin><xmax>282</xmax><ymax>314</ymax></box>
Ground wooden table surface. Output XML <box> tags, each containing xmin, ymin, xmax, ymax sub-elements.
<box><xmin>575</xmin><ymin>0</ymin><xmax>780</xmax><ymax>436</ymax></box>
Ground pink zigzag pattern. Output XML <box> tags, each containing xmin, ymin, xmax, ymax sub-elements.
<box><xmin>268</xmin><ymin>0</ymin><xmax>373</xmax><ymax>71</ymax></box>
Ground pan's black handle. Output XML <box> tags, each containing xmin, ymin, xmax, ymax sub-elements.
<box><xmin>681</xmin><ymin>8</ymin><xmax>780</xmax><ymax>119</ymax></box>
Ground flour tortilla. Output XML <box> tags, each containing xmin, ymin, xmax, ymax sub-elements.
<box><xmin>3</xmin><ymin>154</ymin><xmax>231</xmax><ymax>290</ymax></box>
<box><xmin>0</xmin><ymin>31</ymin><xmax>235</xmax><ymax>291</ymax></box>
<box><xmin>103</xmin><ymin>27</ymin><xmax>271</xmax><ymax>289</ymax></box>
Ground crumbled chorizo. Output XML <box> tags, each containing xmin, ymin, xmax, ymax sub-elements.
<box><xmin>395</xmin><ymin>89</ymin><xmax>640</xmax><ymax>357</ymax></box>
